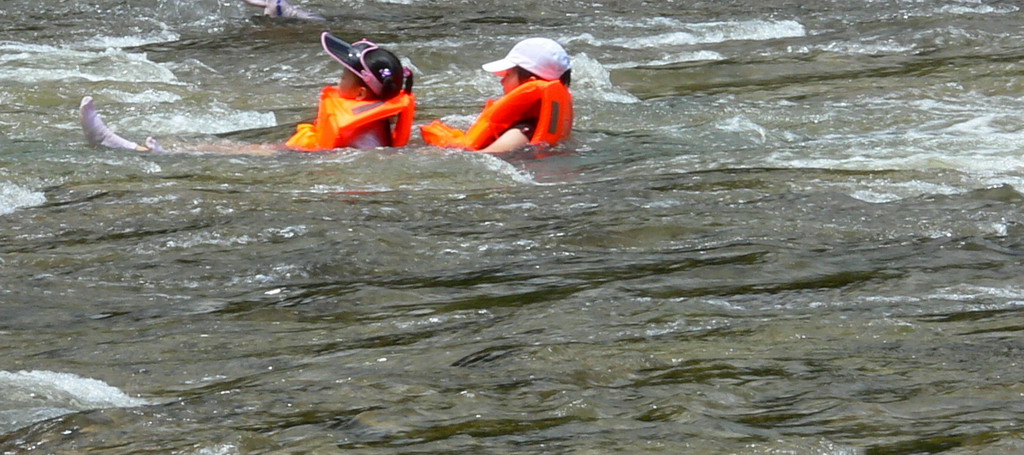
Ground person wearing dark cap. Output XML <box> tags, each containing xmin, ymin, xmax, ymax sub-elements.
<box><xmin>286</xmin><ymin>32</ymin><xmax>416</xmax><ymax>151</ymax></box>
<box><xmin>80</xmin><ymin>32</ymin><xmax>415</xmax><ymax>153</ymax></box>
<box><xmin>421</xmin><ymin>37</ymin><xmax>573</xmax><ymax>156</ymax></box>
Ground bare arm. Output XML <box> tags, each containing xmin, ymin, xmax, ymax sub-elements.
<box><xmin>479</xmin><ymin>128</ymin><xmax>530</xmax><ymax>155</ymax></box>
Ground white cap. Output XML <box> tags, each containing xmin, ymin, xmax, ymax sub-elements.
<box><xmin>482</xmin><ymin>37</ymin><xmax>571</xmax><ymax>81</ymax></box>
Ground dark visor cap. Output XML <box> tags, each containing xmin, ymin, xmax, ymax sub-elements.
<box><xmin>322</xmin><ymin>32</ymin><xmax>372</xmax><ymax>71</ymax></box>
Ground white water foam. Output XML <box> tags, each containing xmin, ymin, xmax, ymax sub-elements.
<box><xmin>817</xmin><ymin>40</ymin><xmax>917</xmax><ymax>56</ymax></box>
<box><xmin>596</xmin><ymin>16</ymin><xmax>695</xmax><ymax>29</ymax></box>
<box><xmin>595</xmin><ymin>20</ymin><xmax>806</xmax><ymax>49</ymax></box>
<box><xmin>472</xmin><ymin>152</ymin><xmax>538</xmax><ymax>185</ymax></box>
<box><xmin>429</xmin><ymin>113</ymin><xmax>479</xmax><ymax>130</ymax></box>
<box><xmin>163</xmin><ymin>231</ymin><xmax>258</xmax><ymax>250</ymax></box>
<box><xmin>58</xmin><ymin>154</ymin><xmax>163</xmax><ymax>175</ymax></box>
<box><xmin>83</xmin><ymin>29</ymin><xmax>182</xmax><ymax>50</ymax></box>
<box><xmin>0</xmin><ymin>182</ymin><xmax>46</xmax><ymax>216</ymax></box>
<box><xmin>0</xmin><ymin>41</ymin><xmax>177</xmax><ymax>84</ymax></box>
<box><xmin>188</xmin><ymin>444</ymin><xmax>241</xmax><ymax>455</ymax></box>
<box><xmin>569</xmin><ymin>19</ymin><xmax>801</xmax><ymax>69</ymax></box>
<box><xmin>105</xmin><ymin>88</ymin><xmax>184</xmax><ymax>104</ymax></box>
<box><xmin>716</xmin><ymin>115</ymin><xmax>768</xmax><ymax>143</ymax></box>
<box><xmin>132</xmin><ymin>105</ymin><xmax>277</xmax><ymax>135</ymax></box>
<box><xmin>937</xmin><ymin>3</ymin><xmax>1019</xmax><ymax>16</ymax></box>
<box><xmin>849</xmin><ymin>181</ymin><xmax>962</xmax><ymax>203</ymax></box>
<box><xmin>571</xmin><ymin>53</ymin><xmax>640</xmax><ymax>104</ymax></box>
<box><xmin>926</xmin><ymin>284</ymin><xmax>1024</xmax><ymax>307</ymax></box>
<box><xmin>640</xmin><ymin>50</ymin><xmax>726</xmax><ymax>66</ymax></box>
<box><xmin>0</xmin><ymin>370</ymin><xmax>149</xmax><ymax>434</ymax></box>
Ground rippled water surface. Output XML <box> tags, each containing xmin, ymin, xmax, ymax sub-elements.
<box><xmin>3</xmin><ymin>0</ymin><xmax>1024</xmax><ymax>453</ymax></box>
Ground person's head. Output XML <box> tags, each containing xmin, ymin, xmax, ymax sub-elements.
<box><xmin>321</xmin><ymin>32</ymin><xmax>407</xmax><ymax>100</ymax></box>
<box><xmin>482</xmin><ymin>37</ymin><xmax>571</xmax><ymax>94</ymax></box>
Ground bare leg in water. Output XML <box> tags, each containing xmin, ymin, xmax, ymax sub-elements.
<box><xmin>241</xmin><ymin>0</ymin><xmax>324</xmax><ymax>21</ymax></box>
<box><xmin>80</xmin><ymin>96</ymin><xmax>291</xmax><ymax>156</ymax></box>
<box><xmin>81</xmin><ymin>3</ymin><xmax>323</xmax><ymax>151</ymax></box>
<box><xmin>80</xmin><ymin>96</ymin><xmax>166</xmax><ymax>153</ymax></box>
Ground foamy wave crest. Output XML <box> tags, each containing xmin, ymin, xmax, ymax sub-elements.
<box><xmin>938</xmin><ymin>4</ymin><xmax>1019</xmax><ymax>15</ymax></box>
<box><xmin>475</xmin><ymin>153</ymin><xmax>538</xmax><ymax>185</ymax></box>
<box><xmin>84</xmin><ymin>30</ymin><xmax>182</xmax><ymax>50</ymax></box>
<box><xmin>133</xmin><ymin>105</ymin><xmax>277</xmax><ymax>135</ymax></box>
<box><xmin>604</xmin><ymin>20</ymin><xmax>806</xmax><ymax>48</ymax></box>
<box><xmin>105</xmin><ymin>89</ymin><xmax>184</xmax><ymax>104</ymax></box>
<box><xmin>0</xmin><ymin>370</ymin><xmax>149</xmax><ymax>434</ymax></box>
<box><xmin>643</xmin><ymin>50</ymin><xmax>725</xmax><ymax>66</ymax></box>
<box><xmin>0</xmin><ymin>182</ymin><xmax>46</xmax><ymax>216</ymax></box>
<box><xmin>0</xmin><ymin>41</ymin><xmax>177</xmax><ymax>84</ymax></box>
<box><xmin>818</xmin><ymin>40</ymin><xmax>916</xmax><ymax>56</ymax></box>
<box><xmin>571</xmin><ymin>53</ymin><xmax>640</xmax><ymax>103</ymax></box>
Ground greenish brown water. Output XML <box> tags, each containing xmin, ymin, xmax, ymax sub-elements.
<box><xmin>3</xmin><ymin>1</ymin><xmax>1024</xmax><ymax>453</ymax></box>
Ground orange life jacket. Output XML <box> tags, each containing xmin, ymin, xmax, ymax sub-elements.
<box><xmin>286</xmin><ymin>85</ymin><xmax>416</xmax><ymax>152</ymax></box>
<box><xmin>420</xmin><ymin>79</ymin><xmax>572</xmax><ymax>151</ymax></box>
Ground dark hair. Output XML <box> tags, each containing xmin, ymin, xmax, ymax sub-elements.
<box><xmin>513</xmin><ymin>66</ymin><xmax>571</xmax><ymax>87</ymax></box>
<box><xmin>361</xmin><ymin>47</ymin><xmax>408</xmax><ymax>100</ymax></box>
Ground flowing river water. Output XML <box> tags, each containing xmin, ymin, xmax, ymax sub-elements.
<box><xmin>3</xmin><ymin>0</ymin><xmax>1024</xmax><ymax>453</ymax></box>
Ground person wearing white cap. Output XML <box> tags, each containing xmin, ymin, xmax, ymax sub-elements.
<box><xmin>421</xmin><ymin>37</ymin><xmax>574</xmax><ymax>156</ymax></box>
<box><xmin>481</xmin><ymin>38</ymin><xmax>573</xmax><ymax>87</ymax></box>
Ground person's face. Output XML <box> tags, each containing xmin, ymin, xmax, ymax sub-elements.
<box><xmin>500</xmin><ymin>69</ymin><xmax>524</xmax><ymax>94</ymax></box>
<box><xmin>337</xmin><ymin>70</ymin><xmax>370</xmax><ymax>100</ymax></box>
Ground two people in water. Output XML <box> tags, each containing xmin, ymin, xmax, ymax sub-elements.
<box><xmin>81</xmin><ymin>33</ymin><xmax>574</xmax><ymax>157</ymax></box>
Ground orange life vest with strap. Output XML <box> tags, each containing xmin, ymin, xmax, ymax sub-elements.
<box><xmin>286</xmin><ymin>85</ymin><xmax>416</xmax><ymax>152</ymax></box>
<box><xmin>420</xmin><ymin>79</ymin><xmax>572</xmax><ymax>151</ymax></box>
